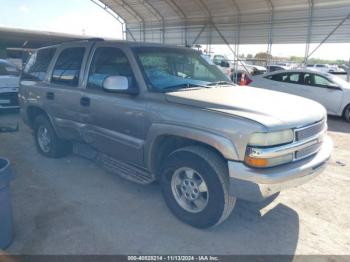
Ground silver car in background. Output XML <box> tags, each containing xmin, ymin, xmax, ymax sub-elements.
<box><xmin>250</xmin><ymin>69</ymin><xmax>350</xmax><ymax>122</ymax></box>
<box><xmin>0</xmin><ymin>59</ymin><xmax>20</xmax><ymax>110</ymax></box>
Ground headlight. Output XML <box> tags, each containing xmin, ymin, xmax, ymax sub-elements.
<box><xmin>245</xmin><ymin>129</ymin><xmax>295</xmax><ymax>168</ymax></box>
<box><xmin>248</xmin><ymin>129</ymin><xmax>294</xmax><ymax>147</ymax></box>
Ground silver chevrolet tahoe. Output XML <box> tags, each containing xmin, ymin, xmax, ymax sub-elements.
<box><xmin>19</xmin><ymin>40</ymin><xmax>333</xmax><ymax>228</ymax></box>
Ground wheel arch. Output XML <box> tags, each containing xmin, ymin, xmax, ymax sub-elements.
<box><xmin>342</xmin><ymin>102</ymin><xmax>350</xmax><ymax>117</ymax></box>
<box><xmin>26</xmin><ymin>106</ymin><xmax>55</xmax><ymax>131</ymax></box>
<box><xmin>145</xmin><ymin>124</ymin><xmax>239</xmax><ymax>180</ymax></box>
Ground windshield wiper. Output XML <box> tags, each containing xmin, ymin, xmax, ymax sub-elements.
<box><xmin>162</xmin><ymin>83</ymin><xmax>210</xmax><ymax>92</ymax></box>
<box><xmin>208</xmin><ymin>81</ymin><xmax>236</xmax><ymax>86</ymax></box>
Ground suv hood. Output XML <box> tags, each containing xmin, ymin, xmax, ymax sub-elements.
<box><xmin>165</xmin><ymin>86</ymin><xmax>326</xmax><ymax>130</ymax></box>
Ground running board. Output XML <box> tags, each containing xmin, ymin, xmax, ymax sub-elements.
<box><xmin>73</xmin><ymin>143</ymin><xmax>155</xmax><ymax>185</ymax></box>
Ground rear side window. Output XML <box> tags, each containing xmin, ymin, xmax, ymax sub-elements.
<box><xmin>51</xmin><ymin>47</ymin><xmax>85</xmax><ymax>87</ymax></box>
<box><xmin>22</xmin><ymin>48</ymin><xmax>56</xmax><ymax>81</ymax></box>
<box><xmin>286</xmin><ymin>73</ymin><xmax>300</xmax><ymax>83</ymax></box>
<box><xmin>87</xmin><ymin>47</ymin><xmax>135</xmax><ymax>90</ymax></box>
<box><xmin>266</xmin><ymin>72</ymin><xmax>287</xmax><ymax>82</ymax></box>
<box><xmin>267</xmin><ymin>72</ymin><xmax>300</xmax><ymax>84</ymax></box>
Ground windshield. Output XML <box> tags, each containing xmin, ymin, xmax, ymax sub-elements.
<box><xmin>133</xmin><ymin>47</ymin><xmax>229</xmax><ymax>92</ymax></box>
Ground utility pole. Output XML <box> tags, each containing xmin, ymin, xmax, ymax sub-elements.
<box><xmin>347</xmin><ymin>57</ymin><xmax>350</xmax><ymax>82</ymax></box>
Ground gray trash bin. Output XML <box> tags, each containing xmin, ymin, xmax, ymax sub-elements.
<box><xmin>0</xmin><ymin>158</ymin><xmax>14</xmax><ymax>249</ymax></box>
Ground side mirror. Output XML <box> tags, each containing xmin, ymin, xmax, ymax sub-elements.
<box><xmin>102</xmin><ymin>76</ymin><xmax>138</xmax><ymax>95</ymax></box>
<box><xmin>327</xmin><ymin>83</ymin><xmax>341</xmax><ymax>90</ymax></box>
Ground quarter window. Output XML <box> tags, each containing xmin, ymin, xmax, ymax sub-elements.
<box><xmin>22</xmin><ymin>48</ymin><xmax>56</xmax><ymax>81</ymax></box>
<box><xmin>51</xmin><ymin>47</ymin><xmax>85</xmax><ymax>87</ymax></box>
<box><xmin>87</xmin><ymin>47</ymin><xmax>135</xmax><ymax>90</ymax></box>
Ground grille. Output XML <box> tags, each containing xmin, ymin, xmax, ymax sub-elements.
<box><xmin>0</xmin><ymin>92</ymin><xmax>19</xmax><ymax>107</ymax></box>
<box><xmin>295</xmin><ymin>142</ymin><xmax>322</xmax><ymax>160</ymax></box>
<box><xmin>295</xmin><ymin>120</ymin><xmax>326</xmax><ymax>141</ymax></box>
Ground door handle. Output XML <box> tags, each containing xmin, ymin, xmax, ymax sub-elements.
<box><xmin>46</xmin><ymin>92</ymin><xmax>55</xmax><ymax>100</ymax></box>
<box><xmin>80</xmin><ymin>97</ymin><xmax>91</xmax><ymax>107</ymax></box>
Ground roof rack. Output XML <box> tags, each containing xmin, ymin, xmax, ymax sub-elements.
<box><xmin>63</xmin><ymin>37</ymin><xmax>105</xmax><ymax>43</ymax></box>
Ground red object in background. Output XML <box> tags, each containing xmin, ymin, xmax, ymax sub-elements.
<box><xmin>239</xmin><ymin>73</ymin><xmax>253</xmax><ymax>86</ymax></box>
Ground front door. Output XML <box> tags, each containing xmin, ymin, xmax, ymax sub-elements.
<box><xmin>301</xmin><ymin>73</ymin><xmax>343</xmax><ymax>114</ymax></box>
<box><xmin>80</xmin><ymin>45</ymin><xmax>149</xmax><ymax>166</ymax></box>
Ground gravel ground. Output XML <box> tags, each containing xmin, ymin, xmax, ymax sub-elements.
<box><xmin>0</xmin><ymin>111</ymin><xmax>349</xmax><ymax>255</ymax></box>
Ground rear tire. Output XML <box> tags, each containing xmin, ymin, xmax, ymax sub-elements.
<box><xmin>343</xmin><ymin>104</ymin><xmax>350</xmax><ymax>123</ymax></box>
<box><xmin>160</xmin><ymin>146</ymin><xmax>236</xmax><ymax>228</ymax></box>
<box><xmin>34</xmin><ymin>115</ymin><xmax>71</xmax><ymax>158</ymax></box>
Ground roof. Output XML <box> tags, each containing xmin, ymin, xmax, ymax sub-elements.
<box><xmin>263</xmin><ymin>68</ymin><xmax>335</xmax><ymax>76</ymax></box>
<box><xmin>0</xmin><ymin>27</ymin><xmax>85</xmax><ymax>48</ymax></box>
<box><xmin>99</xmin><ymin>0</ymin><xmax>350</xmax><ymax>45</ymax></box>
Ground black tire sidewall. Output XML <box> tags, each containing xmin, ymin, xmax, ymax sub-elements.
<box><xmin>344</xmin><ymin>105</ymin><xmax>350</xmax><ymax>123</ymax></box>
<box><xmin>161</xmin><ymin>150</ymin><xmax>226</xmax><ymax>228</ymax></box>
<box><xmin>34</xmin><ymin>116</ymin><xmax>57</xmax><ymax>157</ymax></box>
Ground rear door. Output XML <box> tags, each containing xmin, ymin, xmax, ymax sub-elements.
<box><xmin>45</xmin><ymin>43</ymin><xmax>93</xmax><ymax>140</ymax></box>
<box><xmin>20</xmin><ymin>47</ymin><xmax>57</xmax><ymax>111</ymax></box>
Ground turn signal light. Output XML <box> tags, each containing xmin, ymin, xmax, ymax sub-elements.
<box><xmin>244</xmin><ymin>156</ymin><xmax>269</xmax><ymax>168</ymax></box>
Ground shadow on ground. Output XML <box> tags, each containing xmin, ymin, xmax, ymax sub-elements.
<box><xmin>327</xmin><ymin>116</ymin><xmax>350</xmax><ymax>134</ymax></box>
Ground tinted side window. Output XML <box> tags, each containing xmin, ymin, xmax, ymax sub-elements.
<box><xmin>314</xmin><ymin>75</ymin><xmax>333</xmax><ymax>87</ymax></box>
<box><xmin>87</xmin><ymin>47</ymin><xmax>135</xmax><ymax>90</ymax></box>
<box><xmin>52</xmin><ymin>47</ymin><xmax>85</xmax><ymax>87</ymax></box>
<box><xmin>268</xmin><ymin>73</ymin><xmax>287</xmax><ymax>82</ymax></box>
<box><xmin>303</xmin><ymin>73</ymin><xmax>313</xmax><ymax>85</ymax></box>
<box><xmin>285</xmin><ymin>73</ymin><xmax>300</xmax><ymax>84</ymax></box>
<box><xmin>22</xmin><ymin>48</ymin><xmax>56</xmax><ymax>81</ymax></box>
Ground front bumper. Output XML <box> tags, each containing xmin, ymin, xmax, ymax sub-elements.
<box><xmin>228</xmin><ymin>135</ymin><xmax>333</xmax><ymax>202</ymax></box>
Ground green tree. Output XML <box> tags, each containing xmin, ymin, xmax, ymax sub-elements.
<box><xmin>255</xmin><ymin>52</ymin><xmax>272</xmax><ymax>60</ymax></box>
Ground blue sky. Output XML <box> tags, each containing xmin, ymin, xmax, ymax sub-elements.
<box><xmin>0</xmin><ymin>0</ymin><xmax>123</xmax><ymax>38</ymax></box>
<box><xmin>0</xmin><ymin>0</ymin><xmax>349</xmax><ymax>60</ymax></box>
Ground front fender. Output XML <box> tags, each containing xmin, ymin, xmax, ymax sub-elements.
<box><xmin>144</xmin><ymin>123</ymin><xmax>239</xmax><ymax>170</ymax></box>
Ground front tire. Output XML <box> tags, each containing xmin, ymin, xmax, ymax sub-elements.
<box><xmin>160</xmin><ymin>146</ymin><xmax>236</xmax><ymax>228</ymax></box>
<box><xmin>34</xmin><ymin>115</ymin><xmax>71</xmax><ymax>158</ymax></box>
